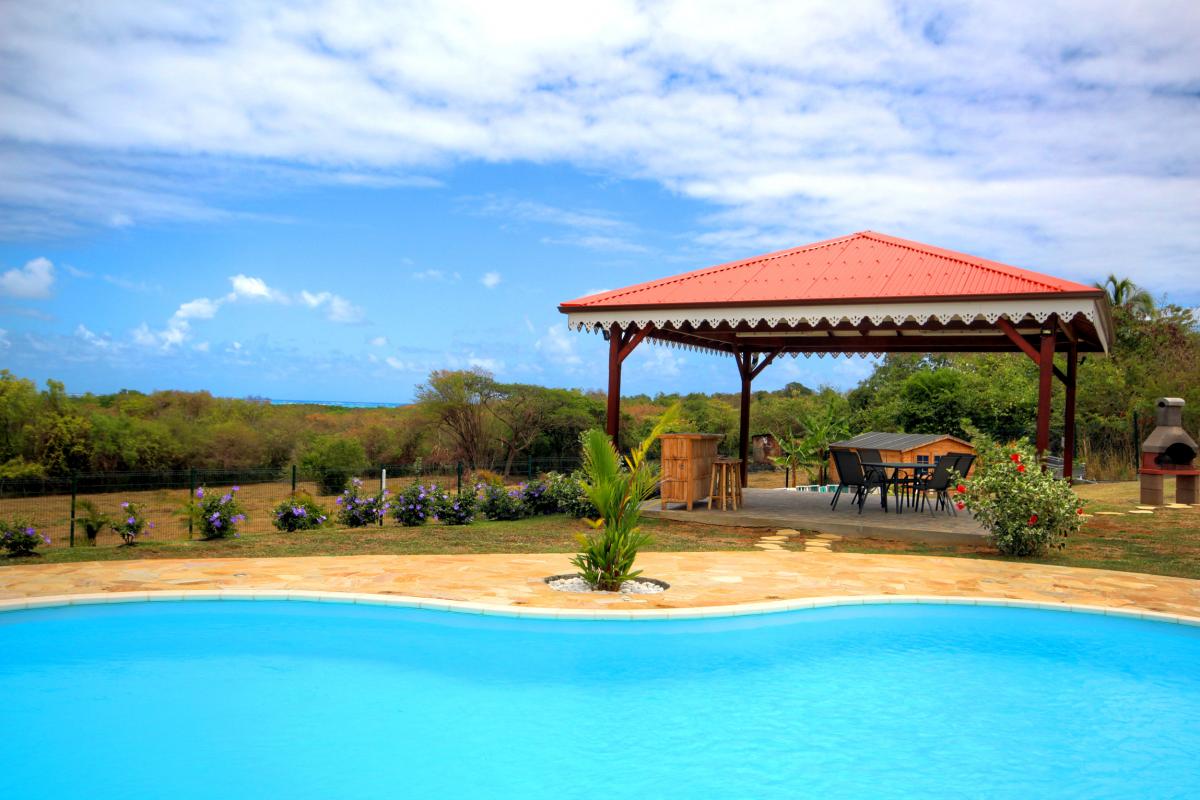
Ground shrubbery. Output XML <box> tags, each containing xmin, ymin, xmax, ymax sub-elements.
<box><xmin>393</xmin><ymin>483</ymin><xmax>436</xmax><ymax>526</ymax></box>
<box><xmin>273</xmin><ymin>493</ymin><xmax>328</xmax><ymax>532</ymax></box>
<box><xmin>522</xmin><ymin>479</ymin><xmax>557</xmax><ymax>515</ymax></box>
<box><xmin>114</xmin><ymin>501</ymin><xmax>153</xmax><ymax>545</ymax></box>
<box><xmin>960</xmin><ymin>436</ymin><xmax>1086</xmax><ymax>556</ymax></box>
<box><xmin>0</xmin><ymin>517</ymin><xmax>48</xmax><ymax>556</ymax></box>
<box><xmin>301</xmin><ymin>436</ymin><xmax>367</xmax><ymax>494</ymax></box>
<box><xmin>335</xmin><ymin>478</ymin><xmax>390</xmax><ymax>527</ymax></box>
<box><xmin>545</xmin><ymin>471</ymin><xmax>596</xmax><ymax>518</ymax></box>
<box><xmin>189</xmin><ymin>486</ymin><xmax>246</xmax><ymax>539</ymax></box>
<box><xmin>432</xmin><ymin>486</ymin><xmax>476</xmax><ymax>525</ymax></box>
<box><xmin>480</xmin><ymin>482</ymin><xmax>527</xmax><ymax>520</ymax></box>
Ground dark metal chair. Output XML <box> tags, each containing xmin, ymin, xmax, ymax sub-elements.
<box><xmin>914</xmin><ymin>454</ymin><xmax>960</xmax><ymax>515</ymax></box>
<box><xmin>830</xmin><ymin>449</ymin><xmax>885</xmax><ymax>514</ymax></box>
<box><xmin>947</xmin><ymin>452</ymin><xmax>975</xmax><ymax>480</ymax></box>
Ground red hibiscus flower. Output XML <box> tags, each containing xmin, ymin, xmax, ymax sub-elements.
<box><xmin>955</xmin><ymin>501</ymin><xmax>966</xmax><ymax>511</ymax></box>
<box><xmin>1028</xmin><ymin>514</ymin><xmax>1039</xmax><ymax>525</ymax></box>
<box><xmin>955</xmin><ymin>484</ymin><xmax>966</xmax><ymax>494</ymax></box>
<box><xmin>1076</xmin><ymin>508</ymin><xmax>1085</xmax><ymax>516</ymax></box>
<box><xmin>1009</xmin><ymin>453</ymin><xmax>1021</xmax><ymax>462</ymax></box>
<box><xmin>1016</xmin><ymin>463</ymin><xmax>1027</xmax><ymax>473</ymax></box>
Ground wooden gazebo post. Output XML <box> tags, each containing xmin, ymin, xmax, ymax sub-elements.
<box><xmin>605</xmin><ymin>322</ymin><xmax>651</xmax><ymax>450</ymax></box>
<box><xmin>735</xmin><ymin>348</ymin><xmax>779</xmax><ymax>487</ymax></box>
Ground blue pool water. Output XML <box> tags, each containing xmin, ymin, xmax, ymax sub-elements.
<box><xmin>2</xmin><ymin>601</ymin><xmax>1198</xmax><ymax>799</ymax></box>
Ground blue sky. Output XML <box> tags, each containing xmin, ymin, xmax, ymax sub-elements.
<box><xmin>1</xmin><ymin>1</ymin><xmax>1197</xmax><ymax>402</ymax></box>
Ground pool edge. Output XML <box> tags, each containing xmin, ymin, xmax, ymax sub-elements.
<box><xmin>1</xmin><ymin>590</ymin><xmax>1198</xmax><ymax>626</ymax></box>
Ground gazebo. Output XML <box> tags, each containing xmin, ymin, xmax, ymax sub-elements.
<box><xmin>558</xmin><ymin>230</ymin><xmax>1112</xmax><ymax>485</ymax></box>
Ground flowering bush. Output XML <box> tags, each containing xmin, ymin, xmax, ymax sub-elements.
<box><xmin>1</xmin><ymin>517</ymin><xmax>48</xmax><ymax>556</ymax></box>
<box><xmin>480</xmin><ymin>482</ymin><xmax>528</xmax><ymax>520</ymax></box>
<box><xmin>335</xmin><ymin>478</ymin><xmax>390</xmax><ymax>528</ymax></box>
<box><xmin>392</xmin><ymin>483</ymin><xmax>435</xmax><ymax>527</ymax></box>
<box><xmin>432</xmin><ymin>486</ymin><xmax>476</xmax><ymax>525</ymax></box>
<box><xmin>522</xmin><ymin>479</ymin><xmax>558</xmax><ymax>515</ymax></box>
<box><xmin>960</xmin><ymin>436</ymin><xmax>1086</xmax><ymax>556</ymax></box>
<box><xmin>544</xmin><ymin>471</ymin><xmax>597</xmax><ymax>518</ymax></box>
<box><xmin>190</xmin><ymin>485</ymin><xmax>247</xmax><ymax>539</ymax></box>
<box><xmin>114</xmin><ymin>501</ymin><xmax>154</xmax><ymax>545</ymax></box>
<box><xmin>273</xmin><ymin>493</ymin><xmax>328</xmax><ymax>532</ymax></box>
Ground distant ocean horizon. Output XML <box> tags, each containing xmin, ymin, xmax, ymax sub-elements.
<box><xmin>267</xmin><ymin>398</ymin><xmax>405</xmax><ymax>408</ymax></box>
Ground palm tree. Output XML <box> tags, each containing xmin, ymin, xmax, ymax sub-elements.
<box><xmin>1096</xmin><ymin>274</ymin><xmax>1155</xmax><ymax>318</ymax></box>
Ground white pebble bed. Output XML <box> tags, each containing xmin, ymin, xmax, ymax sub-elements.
<box><xmin>547</xmin><ymin>576</ymin><xmax>666</xmax><ymax>594</ymax></box>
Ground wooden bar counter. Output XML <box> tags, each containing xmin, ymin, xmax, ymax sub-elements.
<box><xmin>659</xmin><ymin>433</ymin><xmax>724</xmax><ymax>510</ymax></box>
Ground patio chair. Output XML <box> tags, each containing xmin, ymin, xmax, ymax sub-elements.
<box><xmin>947</xmin><ymin>452</ymin><xmax>975</xmax><ymax>480</ymax></box>
<box><xmin>913</xmin><ymin>454</ymin><xmax>959</xmax><ymax>516</ymax></box>
<box><xmin>830</xmin><ymin>449</ymin><xmax>885</xmax><ymax>514</ymax></box>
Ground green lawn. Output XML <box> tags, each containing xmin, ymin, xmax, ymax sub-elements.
<box><xmin>0</xmin><ymin>514</ymin><xmax>762</xmax><ymax>565</ymax></box>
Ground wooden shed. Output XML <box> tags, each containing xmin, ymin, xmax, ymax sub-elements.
<box><xmin>827</xmin><ymin>432</ymin><xmax>975</xmax><ymax>483</ymax></box>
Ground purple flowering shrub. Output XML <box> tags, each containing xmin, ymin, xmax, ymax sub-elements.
<box><xmin>335</xmin><ymin>478</ymin><xmax>390</xmax><ymax>528</ymax></box>
<box><xmin>189</xmin><ymin>485</ymin><xmax>247</xmax><ymax>539</ymax></box>
<box><xmin>114</xmin><ymin>501</ymin><xmax>154</xmax><ymax>545</ymax></box>
<box><xmin>272</xmin><ymin>493</ymin><xmax>328</xmax><ymax>532</ymax></box>
<box><xmin>480</xmin><ymin>482</ymin><xmax>528</xmax><ymax>521</ymax></box>
<box><xmin>392</xmin><ymin>483</ymin><xmax>435</xmax><ymax>527</ymax></box>
<box><xmin>522</xmin><ymin>479</ymin><xmax>557</xmax><ymax>515</ymax></box>
<box><xmin>0</xmin><ymin>516</ymin><xmax>49</xmax><ymax>556</ymax></box>
<box><xmin>432</xmin><ymin>486</ymin><xmax>476</xmax><ymax>526</ymax></box>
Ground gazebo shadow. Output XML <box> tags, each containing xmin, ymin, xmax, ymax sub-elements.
<box><xmin>642</xmin><ymin>487</ymin><xmax>987</xmax><ymax>545</ymax></box>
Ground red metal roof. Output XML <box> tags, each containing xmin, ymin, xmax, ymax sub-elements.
<box><xmin>560</xmin><ymin>231</ymin><xmax>1101</xmax><ymax>309</ymax></box>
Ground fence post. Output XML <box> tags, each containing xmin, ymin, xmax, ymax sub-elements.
<box><xmin>380</xmin><ymin>467</ymin><xmax>386</xmax><ymax>526</ymax></box>
<box><xmin>69</xmin><ymin>474</ymin><xmax>77</xmax><ymax>547</ymax></box>
<box><xmin>528</xmin><ymin>458</ymin><xmax>534</xmax><ymax>480</ymax></box>
<box><xmin>456</xmin><ymin>461</ymin><xmax>463</xmax><ymax>495</ymax></box>
<box><xmin>291</xmin><ymin>464</ymin><xmax>297</xmax><ymax>495</ymax></box>
<box><xmin>188</xmin><ymin>467</ymin><xmax>195</xmax><ymax>539</ymax></box>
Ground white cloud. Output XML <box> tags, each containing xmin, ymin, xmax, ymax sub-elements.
<box><xmin>385</xmin><ymin>356</ymin><xmax>418</xmax><ymax>371</ymax></box>
<box><xmin>534</xmin><ymin>324</ymin><xmax>582</xmax><ymax>367</ymax></box>
<box><xmin>636</xmin><ymin>345</ymin><xmax>683</xmax><ymax>377</ymax></box>
<box><xmin>74</xmin><ymin>323</ymin><xmax>111</xmax><ymax>349</ymax></box>
<box><xmin>468</xmin><ymin>356</ymin><xmax>502</xmax><ymax>372</ymax></box>
<box><xmin>131</xmin><ymin>318</ymin><xmax>189</xmax><ymax>350</ymax></box>
<box><xmin>229</xmin><ymin>274</ymin><xmax>287</xmax><ymax>302</ymax></box>
<box><xmin>64</xmin><ymin>264</ymin><xmax>91</xmax><ymax>278</ymax></box>
<box><xmin>193</xmin><ymin>341</ymin><xmax>210</xmax><ymax>352</ymax></box>
<box><xmin>300</xmin><ymin>290</ymin><xmax>365</xmax><ymax>323</ymax></box>
<box><xmin>174</xmin><ymin>297</ymin><xmax>220</xmax><ymax>320</ymax></box>
<box><xmin>2</xmin><ymin>2</ymin><xmax>1198</xmax><ymax>293</ymax></box>
<box><xmin>412</xmin><ymin>269</ymin><xmax>461</xmax><ymax>281</ymax></box>
<box><xmin>0</xmin><ymin>328</ymin><xmax>9</xmax><ymax>349</ymax></box>
<box><xmin>370</xmin><ymin>335</ymin><xmax>388</xmax><ymax>347</ymax></box>
<box><xmin>0</xmin><ymin>257</ymin><xmax>55</xmax><ymax>299</ymax></box>
<box><xmin>481</xmin><ymin>271</ymin><xmax>502</xmax><ymax>289</ymax></box>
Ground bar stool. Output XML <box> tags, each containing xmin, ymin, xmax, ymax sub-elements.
<box><xmin>708</xmin><ymin>458</ymin><xmax>743</xmax><ymax>511</ymax></box>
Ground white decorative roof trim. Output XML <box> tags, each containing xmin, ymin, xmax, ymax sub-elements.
<box><xmin>565</xmin><ymin>297</ymin><xmax>1109</xmax><ymax>353</ymax></box>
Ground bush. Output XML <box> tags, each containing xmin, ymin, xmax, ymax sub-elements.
<box><xmin>273</xmin><ymin>493</ymin><xmax>328</xmax><ymax>532</ymax></box>
<box><xmin>545</xmin><ymin>471</ymin><xmax>596</xmax><ymax>518</ymax></box>
<box><xmin>189</xmin><ymin>485</ymin><xmax>247</xmax><ymax>539</ymax></box>
<box><xmin>392</xmin><ymin>483</ymin><xmax>436</xmax><ymax>527</ymax></box>
<box><xmin>961</xmin><ymin>435</ymin><xmax>1086</xmax><ymax>556</ymax></box>
<box><xmin>573</xmin><ymin>406</ymin><xmax>677</xmax><ymax>591</ymax></box>
<box><xmin>114</xmin><ymin>501</ymin><xmax>154</xmax><ymax>545</ymax></box>
<box><xmin>522</xmin><ymin>478</ymin><xmax>558</xmax><ymax>515</ymax></box>
<box><xmin>301</xmin><ymin>436</ymin><xmax>368</xmax><ymax>494</ymax></box>
<box><xmin>335</xmin><ymin>478</ymin><xmax>390</xmax><ymax>527</ymax></box>
<box><xmin>76</xmin><ymin>499</ymin><xmax>110</xmax><ymax>544</ymax></box>
<box><xmin>480</xmin><ymin>482</ymin><xmax>528</xmax><ymax>520</ymax></box>
<box><xmin>0</xmin><ymin>517</ymin><xmax>48</xmax><ymax>556</ymax></box>
<box><xmin>432</xmin><ymin>486</ymin><xmax>476</xmax><ymax>525</ymax></box>
<box><xmin>0</xmin><ymin>457</ymin><xmax>46</xmax><ymax>480</ymax></box>
<box><xmin>471</xmin><ymin>469</ymin><xmax>504</xmax><ymax>488</ymax></box>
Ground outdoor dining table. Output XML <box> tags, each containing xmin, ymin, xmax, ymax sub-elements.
<box><xmin>860</xmin><ymin>461</ymin><xmax>932</xmax><ymax>514</ymax></box>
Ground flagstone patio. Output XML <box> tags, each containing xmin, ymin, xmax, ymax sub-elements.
<box><xmin>2</xmin><ymin>551</ymin><xmax>1198</xmax><ymax>620</ymax></box>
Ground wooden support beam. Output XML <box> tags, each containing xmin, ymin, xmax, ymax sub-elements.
<box><xmin>606</xmin><ymin>324</ymin><xmax>622</xmax><ymax>450</ymax></box>
<box><xmin>1064</xmin><ymin>343</ymin><xmax>1078</xmax><ymax>483</ymax></box>
<box><xmin>749</xmin><ymin>349</ymin><xmax>781</xmax><ymax>380</ymax></box>
<box><xmin>1036</xmin><ymin>325</ymin><xmax>1055</xmax><ymax>460</ymax></box>
<box><xmin>997</xmin><ymin>317</ymin><xmax>1069</xmax><ymax>384</ymax></box>
<box><xmin>617</xmin><ymin>324</ymin><xmax>652</xmax><ymax>363</ymax></box>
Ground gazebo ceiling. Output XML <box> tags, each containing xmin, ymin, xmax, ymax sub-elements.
<box><xmin>559</xmin><ymin>231</ymin><xmax>1112</xmax><ymax>355</ymax></box>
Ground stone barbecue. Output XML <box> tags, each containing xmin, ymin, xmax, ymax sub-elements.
<box><xmin>1139</xmin><ymin>397</ymin><xmax>1198</xmax><ymax>505</ymax></box>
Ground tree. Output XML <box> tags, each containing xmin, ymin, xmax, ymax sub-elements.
<box><xmin>415</xmin><ymin>369</ymin><xmax>500</xmax><ymax>469</ymax></box>
<box><xmin>1096</xmin><ymin>274</ymin><xmax>1155</xmax><ymax>319</ymax></box>
<box><xmin>300</xmin><ymin>436</ymin><xmax>368</xmax><ymax>494</ymax></box>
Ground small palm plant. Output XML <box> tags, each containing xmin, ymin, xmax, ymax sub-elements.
<box><xmin>573</xmin><ymin>406</ymin><xmax>678</xmax><ymax>591</ymax></box>
<box><xmin>76</xmin><ymin>499</ymin><xmax>110</xmax><ymax>545</ymax></box>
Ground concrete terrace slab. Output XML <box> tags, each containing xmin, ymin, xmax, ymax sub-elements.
<box><xmin>2</xmin><ymin>552</ymin><xmax>1199</xmax><ymax>620</ymax></box>
<box><xmin>643</xmin><ymin>488</ymin><xmax>987</xmax><ymax>545</ymax></box>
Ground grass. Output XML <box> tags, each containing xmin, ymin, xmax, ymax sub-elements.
<box><xmin>0</xmin><ymin>514</ymin><xmax>764</xmax><ymax>566</ymax></box>
<box><xmin>831</xmin><ymin>478</ymin><xmax>1200</xmax><ymax>580</ymax></box>
<box><xmin>5</xmin><ymin>477</ymin><xmax>1197</xmax><ymax>583</ymax></box>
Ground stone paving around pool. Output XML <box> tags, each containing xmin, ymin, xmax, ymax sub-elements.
<box><xmin>2</xmin><ymin>551</ymin><xmax>1199</xmax><ymax>620</ymax></box>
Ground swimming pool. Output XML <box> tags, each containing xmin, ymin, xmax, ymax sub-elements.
<box><xmin>2</xmin><ymin>600</ymin><xmax>1198</xmax><ymax>799</ymax></box>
